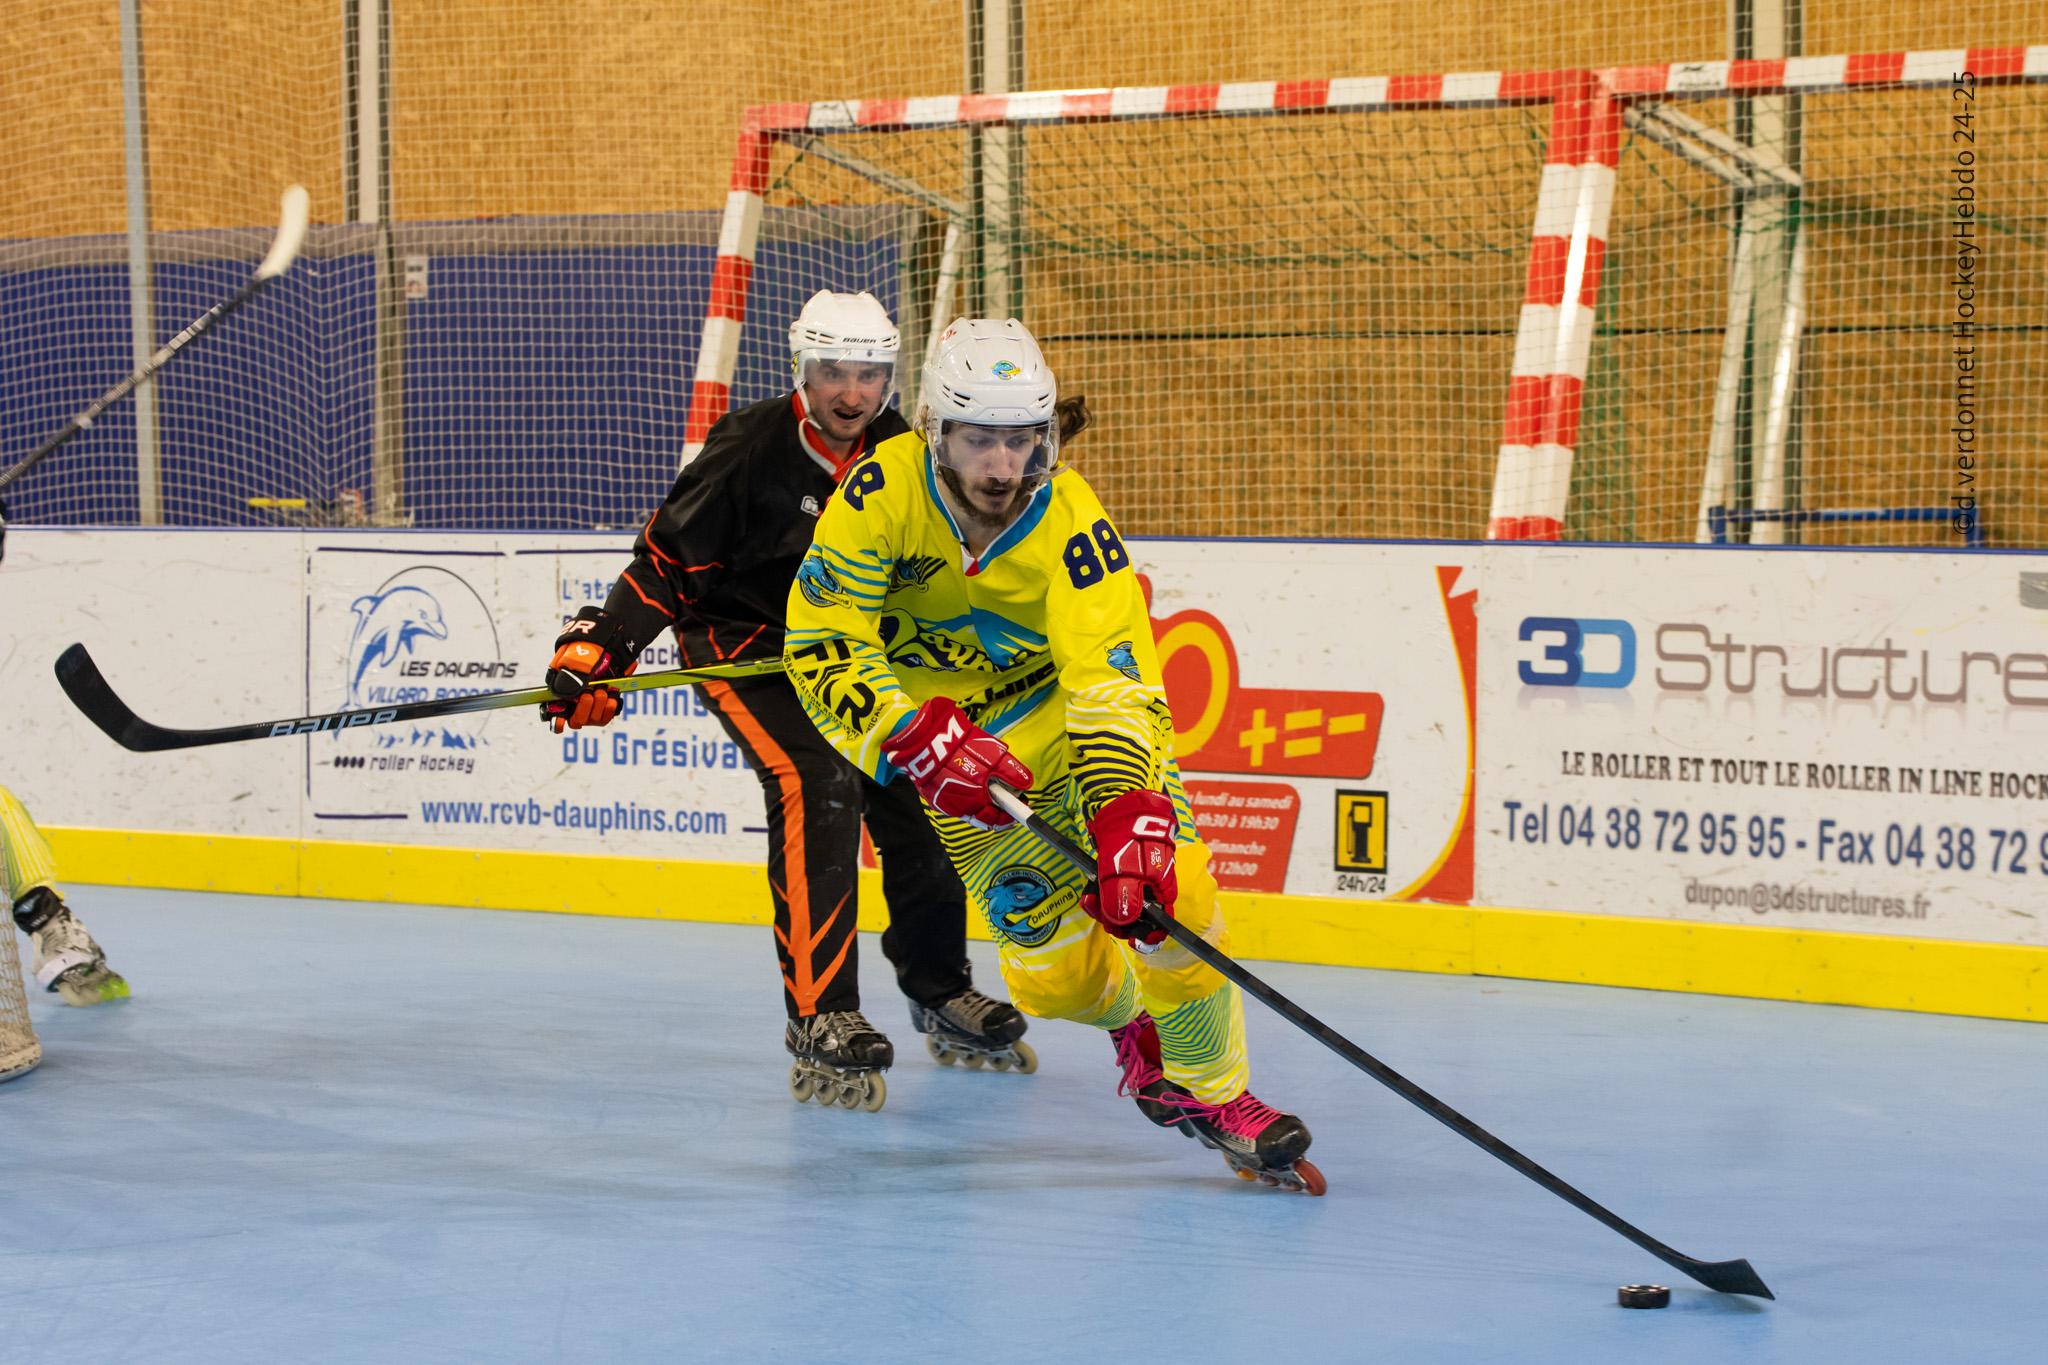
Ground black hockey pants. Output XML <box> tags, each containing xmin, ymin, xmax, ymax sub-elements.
<box><xmin>698</xmin><ymin>673</ymin><xmax>972</xmax><ymax>1019</ymax></box>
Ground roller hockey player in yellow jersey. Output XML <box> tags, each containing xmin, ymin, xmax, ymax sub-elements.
<box><xmin>783</xmin><ymin>319</ymin><xmax>1319</xmax><ymax>1191</ymax></box>
<box><xmin>3</xmin><ymin>784</ymin><xmax>130</xmax><ymax>1007</ymax></box>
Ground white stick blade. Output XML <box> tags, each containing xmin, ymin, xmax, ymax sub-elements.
<box><xmin>255</xmin><ymin>185</ymin><xmax>312</xmax><ymax>280</ymax></box>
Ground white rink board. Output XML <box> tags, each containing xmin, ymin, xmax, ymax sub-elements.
<box><xmin>0</xmin><ymin>530</ymin><xmax>766</xmax><ymax>861</ymax></box>
<box><xmin>1135</xmin><ymin>541</ymin><xmax>1475</xmax><ymax>901</ymax></box>
<box><xmin>1</xmin><ymin>529</ymin><xmax>305</xmax><ymax>836</ymax></box>
<box><xmin>0</xmin><ymin>530</ymin><xmax>1478</xmax><ymax>899</ymax></box>
<box><xmin>9</xmin><ymin>529</ymin><xmax>2047</xmax><ymax>953</ymax></box>
<box><xmin>1482</xmin><ymin>545</ymin><xmax>2048</xmax><ymax>947</ymax></box>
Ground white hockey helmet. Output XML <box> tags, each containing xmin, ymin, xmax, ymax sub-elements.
<box><xmin>918</xmin><ymin>318</ymin><xmax>1060</xmax><ymax>487</ymax></box>
<box><xmin>789</xmin><ymin>290</ymin><xmax>900</xmax><ymax>373</ymax></box>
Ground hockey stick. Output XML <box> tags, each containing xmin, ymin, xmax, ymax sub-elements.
<box><xmin>987</xmin><ymin>781</ymin><xmax>1774</xmax><ymax>1300</ymax></box>
<box><xmin>55</xmin><ymin>642</ymin><xmax>783</xmax><ymax>753</ymax></box>
<box><xmin>0</xmin><ymin>186</ymin><xmax>313</xmax><ymax>497</ymax></box>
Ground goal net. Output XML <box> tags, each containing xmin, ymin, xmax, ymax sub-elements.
<box><xmin>689</xmin><ymin>51</ymin><xmax>2048</xmax><ymax>545</ymax></box>
<box><xmin>1</xmin><ymin>927</ymin><xmax>42</xmax><ymax>1083</ymax></box>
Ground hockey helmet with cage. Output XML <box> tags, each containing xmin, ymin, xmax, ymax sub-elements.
<box><xmin>918</xmin><ymin>318</ymin><xmax>1060</xmax><ymax>490</ymax></box>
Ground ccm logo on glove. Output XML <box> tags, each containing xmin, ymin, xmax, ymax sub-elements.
<box><xmin>1084</xmin><ymin>788</ymin><xmax>1180</xmax><ymax>946</ymax></box>
<box><xmin>882</xmin><ymin>696</ymin><xmax>1033</xmax><ymax>829</ymax></box>
<box><xmin>898</xmin><ymin>712</ymin><xmax>964</xmax><ymax>781</ymax></box>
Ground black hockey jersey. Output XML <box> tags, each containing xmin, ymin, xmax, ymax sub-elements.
<box><xmin>601</xmin><ymin>392</ymin><xmax>910</xmax><ymax>665</ymax></box>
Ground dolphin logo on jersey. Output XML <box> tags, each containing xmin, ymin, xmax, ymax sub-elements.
<box><xmin>889</xmin><ymin>555</ymin><xmax>945</xmax><ymax>593</ymax></box>
<box><xmin>794</xmin><ymin>553</ymin><xmax>845</xmax><ymax>609</ymax></box>
<box><xmin>984</xmin><ymin>866</ymin><xmax>1062</xmax><ymax>947</ymax></box>
<box><xmin>346</xmin><ymin>587</ymin><xmax>448</xmax><ymax>709</ymax></box>
<box><xmin>1107</xmin><ymin>640</ymin><xmax>1142</xmax><ymax>682</ymax></box>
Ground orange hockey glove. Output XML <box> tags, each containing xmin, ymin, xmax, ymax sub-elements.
<box><xmin>540</xmin><ymin>606</ymin><xmax>639</xmax><ymax>733</ymax></box>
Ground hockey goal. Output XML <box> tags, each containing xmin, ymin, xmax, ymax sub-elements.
<box><xmin>686</xmin><ymin>48</ymin><xmax>2047</xmax><ymax>546</ymax></box>
<box><xmin>1</xmin><ymin>927</ymin><xmax>42</xmax><ymax>1082</ymax></box>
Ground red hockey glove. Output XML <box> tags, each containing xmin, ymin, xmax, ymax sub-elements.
<box><xmin>881</xmin><ymin>696</ymin><xmax>1033</xmax><ymax>828</ymax></box>
<box><xmin>541</xmin><ymin>606</ymin><xmax>639</xmax><ymax>733</ymax></box>
<box><xmin>1082</xmin><ymin>789</ymin><xmax>1179</xmax><ymax>946</ymax></box>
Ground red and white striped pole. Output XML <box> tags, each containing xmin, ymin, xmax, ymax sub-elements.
<box><xmin>1488</xmin><ymin>77</ymin><xmax>1621</xmax><ymax>540</ymax></box>
<box><xmin>682</xmin><ymin>125</ymin><xmax>775</xmax><ymax>462</ymax></box>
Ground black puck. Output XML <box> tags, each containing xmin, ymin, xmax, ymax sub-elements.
<box><xmin>1618</xmin><ymin>1284</ymin><xmax>1671</xmax><ymax>1309</ymax></box>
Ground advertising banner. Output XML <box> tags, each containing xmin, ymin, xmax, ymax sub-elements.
<box><xmin>1481</xmin><ymin>546</ymin><xmax>2048</xmax><ymax>946</ymax></box>
<box><xmin>14</xmin><ymin>528</ymin><xmax>2044</xmax><ymax>954</ymax></box>
<box><xmin>303</xmin><ymin>539</ymin><xmax>764</xmax><ymax>859</ymax></box>
<box><xmin>2</xmin><ymin>531</ymin><xmax>1479</xmax><ymax>906</ymax></box>
<box><xmin>1130</xmin><ymin>542</ymin><xmax>1476</xmax><ymax>904</ymax></box>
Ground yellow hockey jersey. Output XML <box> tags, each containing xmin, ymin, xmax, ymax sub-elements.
<box><xmin>783</xmin><ymin>431</ymin><xmax>1172</xmax><ymax>817</ymax></box>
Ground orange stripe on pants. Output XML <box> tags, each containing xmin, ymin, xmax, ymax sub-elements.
<box><xmin>699</xmin><ymin>679</ymin><xmax>852</xmax><ymax>1016</ymax></box>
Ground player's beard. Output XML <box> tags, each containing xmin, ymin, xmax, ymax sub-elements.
<box><xmin>936</xmin><ymin>464</ymin><xmax>1031</xmax><ymax>533</ymax></box>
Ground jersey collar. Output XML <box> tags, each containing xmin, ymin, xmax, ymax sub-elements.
<box><xmin>790</xmin><ymin>391</ymin><xmax>865</xmax><ymax>479</ymax></box>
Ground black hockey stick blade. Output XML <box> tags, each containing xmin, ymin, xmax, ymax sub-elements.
<box><xmin>55</xmin><ymin>642</ymin><xmax>784</xmax><ymax>753</ymax></box>
<box><xmin>986</xmin><ymin>782</ymin><xmax>1774</xmax><ymax>1300</ymax></box>
<box><xmin>1</xmin><ymin>187</ymin><xmax>311</xmax><ymax>496</ymax></box>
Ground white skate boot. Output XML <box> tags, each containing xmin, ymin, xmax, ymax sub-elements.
<box><xmin>17</xmin><ymin>890</ymin><xmax>130</xmax><ymax>1007</ymax></box>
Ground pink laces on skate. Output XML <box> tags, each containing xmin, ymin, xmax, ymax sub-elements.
<box><xmin>1109</xmin><ymin>1018</ymin><xmax>1163</xmax><ymax>1096</ymax></box>
<box><xmin>1153</xmin><ymin>1090</ymin><xmax>1284</xmax><ymax>1139</ymax></box>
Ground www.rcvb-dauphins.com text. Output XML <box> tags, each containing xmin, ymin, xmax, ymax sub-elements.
<box><xmin>417</xmin><ymin>798</ymin><xmax>728</xmax><ymax>837</ymax></box>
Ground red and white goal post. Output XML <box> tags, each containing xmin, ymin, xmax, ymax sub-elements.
<box><xmin>687</xmin><ymin>49</ymin><xmax>2048</xmax><ymax>547</ymax></box>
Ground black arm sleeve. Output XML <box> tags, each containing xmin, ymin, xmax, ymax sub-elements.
<box><xmin>601</xmin><ymin>419</ymin><xmax>751</xmax><ymax>649</ymax></box>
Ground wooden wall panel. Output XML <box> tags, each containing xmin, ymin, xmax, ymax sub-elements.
<box><xmin>387</xmin><ymin>1</ymin><xmax>961</xmax><ymax>221</ymax></box>
<box><xmin>0</xmin><ymin>3</ymin><xmax>125</xmax><ymax>238</ymax></box>
<box><xmin>142</xmin><ymin>0</ymin><xmax>342</xmax><ymax>232</ymax></box>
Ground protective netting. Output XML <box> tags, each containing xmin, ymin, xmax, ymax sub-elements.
<box><xmin>743</xmin><ymin>81</ymin><xmax>2048</xmax><ymax>543</ymax></box>
<box><xmin>0</xmin><ymin>0</ymin><xmax>347</xmax><ymax>529</ymax></box>
<box><xmin>0</xmin><ymin>2</ymin><xmax>2042</xmax><ymax>543</ymax></box>
<box><xmin>1</xmin><ymin>926</ymin><xmax>42</xmax><ymax>1082</ymax></box>
<box><xmin>751</xmin><ymin>113</ymin><xmax>1540</xmax><ymax>541</ymax></box>
<box><xmin>1584</xmin><ymin>85</ymin><xmax>2048</xmax><ymax>546</ymax></box>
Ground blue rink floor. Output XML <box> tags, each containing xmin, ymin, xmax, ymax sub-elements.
<box><xmin>4</xmin><ymin>890</ymin><xmax>2046</xmax><ymax>1364</ymax></box>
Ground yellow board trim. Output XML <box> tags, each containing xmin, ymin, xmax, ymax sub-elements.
<box><xmin>43</xmin><ymin>826</ymin><xmax>2046</xmax><ymax>1023</ymax></box>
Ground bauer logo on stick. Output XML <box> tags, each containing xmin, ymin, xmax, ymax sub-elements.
<box><xmin>271</xmin><ymin>709</ymin><xmax>399</xmax><ymax>738</ymax></box>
